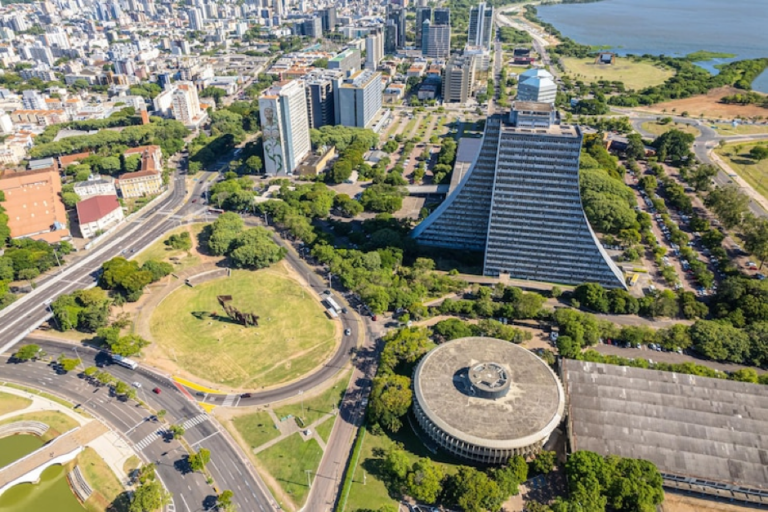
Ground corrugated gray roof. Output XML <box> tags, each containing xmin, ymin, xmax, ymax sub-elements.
<box><xmin>563</xmin><ymin>360</ymin><xmax>768</xmax><ymax>491</ymax></box>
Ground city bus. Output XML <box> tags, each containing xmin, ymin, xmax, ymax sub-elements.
<box><xmin>111</xmin><ymin>354</ymin><xmax>138</xmax><ymax>370</ymax></box>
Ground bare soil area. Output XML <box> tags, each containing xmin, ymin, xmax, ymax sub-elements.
<box><xmin>643</xmin><ymin>87</ymin><xmax>768</xmax><ymax>120</ymax></box>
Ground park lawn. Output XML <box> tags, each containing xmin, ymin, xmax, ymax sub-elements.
<box><xmin>0</xmin><ymin>411</ymin><xmax>80</xmax><ymax>441</ymax></box>
<box><xmin>255</xmin><ymin>433</ymin><xmax>324</xmax><ymax>509</ymax></box>
<box><xmin>315</xmin><ymin>417</ymin><xmax>335</xmax><ymax>444</ymax></box>
<box><xmin>122</xmin><ymin>455</ymin><xmax>141</xmax><ymax>476</ymax></box>
<box><xmin>561</xmin><ymin>56</ymin><xmax>674</xmax><ymax>90</ymax></box>
<box><xmin>134</xmin><ymin>223</ymin><xmax>206</xmax><ymax>271</ymax></box>
<box><xmin>3</xmin><ymin>383</ymin><xmax>86</xmax><ymax>414</ymax></box>
<box><xmin>273</xmin><ymin>369</ymin><xmax>350</xmax><ymax>427</ymax></box>
<box><xmin>79</xmin><ymin>447</ymin><xmax>125</xmax><ymax>512</ymax></box>
<box><xmin>715</xmin><ymin>142</ymin><xmax>768</xmax><ymax>200</ymax></box>
<box><xmin>0</xmin><ymin>391</ymin><xmax>31</xmax><ymax>416</ymax></box>
<box><xmin>149</xmin><ymin>263</ymin><xmax>337</xmax><ymax>388</ymax></box>
<box><xmin>640</xmin><ymin>121</ymin><xmax>701</xmax><ymax>138</ymax></box>
<box><xmin>344</xmin><ymin>424</ymin><xmax>462</xmax><ymax>512</ymax></box>
<box><xmin>231</xmin><ymin>410</ymin><xmax>280</xmax><ymax>450</ymax></box>
<box><xmin>712</xmin><ymin>123</ymin><xmax>768</xmax><ymax>136</ymax></box>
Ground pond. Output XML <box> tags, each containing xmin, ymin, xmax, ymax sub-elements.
<box><xmin>0</xmin><ymin>435</ymin><xmax>43</xmax><ymax>469</ymax></box>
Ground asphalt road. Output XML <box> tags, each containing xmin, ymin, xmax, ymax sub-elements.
<box><xmin>0</xmin><ymin>338</ymin><xmax>274</xmax><ymax>512</ymax></box>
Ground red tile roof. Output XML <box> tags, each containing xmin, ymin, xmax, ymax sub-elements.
<box><xmin>76</xmin><ymin>194</ymin><xmax>120</xmax><ymax>224</ymax></box>
<box><xmin>59</xmin><ymin>151</ymin><xmax>90</xmax><ymax>168</ymax></box>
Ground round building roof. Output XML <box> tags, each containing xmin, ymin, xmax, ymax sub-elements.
<box><xmin>413</xmin><ymin>337</ymin><xmax>565</xmax><ymax>450</ymax></box>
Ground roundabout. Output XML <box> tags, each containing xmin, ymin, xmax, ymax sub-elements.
<box><xmin>147</xmin><ymin>262</ymin><xmax>338</xmax><ymax>389</ymax></box>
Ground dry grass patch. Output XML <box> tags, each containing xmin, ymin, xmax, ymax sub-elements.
<box><xmin>0</xmin><ymin>391</ymin><xmax>32</xmax><ymax>416</ymax></box>
<box><xmin>562</xmin><ymin>57</ymin><xmax>674</xmax><ymax>90</ymax></box>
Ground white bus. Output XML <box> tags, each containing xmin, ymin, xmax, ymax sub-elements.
<box><xmin>324</xmin><ymin>297</ymin><xmax>341</xmax><ymax>313</ymax></box>
<box><xmin>111</xmin><ymin>354</ymin><xmax>138</xmax><ymax>370</ymax></box>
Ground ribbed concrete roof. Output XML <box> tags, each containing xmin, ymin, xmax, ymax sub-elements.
<box><xmin>563</xmin><ymin>360</ymin><xmax>768</xmax><ymax>490</ymax></box>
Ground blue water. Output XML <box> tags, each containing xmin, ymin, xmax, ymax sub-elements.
<box><xmin>537</xmin><ymin>0</ymin><xmax>768</xmax><ymax>92</ymax></box>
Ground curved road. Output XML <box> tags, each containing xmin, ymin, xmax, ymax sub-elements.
<box><xmin>0</xmin><ymin>338</ymin><xmax>274</xmax><ymax>512</ymax></box>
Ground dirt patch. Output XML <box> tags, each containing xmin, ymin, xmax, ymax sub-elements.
<box><xmin>643</xmin><ymin>87</ymin><xmax>768</xmax><ymax>120</ymax></box>
<box><xmin>661</xmin><ymin>493</ymin><xmax>757</xmax><ymax>512</ymax></box>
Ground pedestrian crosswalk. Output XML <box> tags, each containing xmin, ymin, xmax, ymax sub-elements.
<box><xmin>181</xmin><ymin>414</ymin><xmax>208</xmax><ymax>430</ymax></box>
<box><xmin>135</xmin><ymin>429</ymin><xmax>167</xmax><ymax>450</ymax></box>
<box><xmin>221</xmin><ymin>394</ymin><xmax>237</xmax><ymax>407</ymax></box>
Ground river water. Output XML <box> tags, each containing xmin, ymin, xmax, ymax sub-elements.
<box><xmin>0</xmin><ymin>435</ymin><xmax>85</xmax><ymax>512</ymax></box>
<box><xmin>537</xmin><ymin>0</ymin><xmax>768</xmax><ymax>92</ymax></box>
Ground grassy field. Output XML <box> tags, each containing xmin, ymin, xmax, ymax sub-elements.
<box><xmin>715</xmin><ymin>142</ymin><xmax>768</xmax><ymax>200</ymax></box>
<box><xmin>640</xmin><ymin>121</ymin><xmax>701</xmax><ymax>138</ymax></box>
<box><xmin>3</xmin><ymin>383</ymin><xmax>87</xmax><ymax>415</ymax></box>
<box><xmin>232</xmin><ymin>410</ymin><xmax>280</xmax><ymax>450</ymax></box>
<box><xmin>562</xmin><ymin>57</ymin><xmax>674</xmax><ymax>90</ymax></box>
<box><xmin>122</xmin><ymin>455</ymin><xmax>141</xmax><ymax>476</ymax></box>
<box><xmin>0</xmin><ymin>411</ymin><xmax>79</xmax><ymax>441</ymax></box>
<box><xmin>344</xmin><ymin>424</ymin><xmax>462</xmax><ymax>512</ymax></box>
<box><xmin>134</xmin><ymin>224</ymin><xmax>206</xmax><ymax>271</ymax></box>
<box><xmin>255</xmin><ymin>433</ymin><xmax>324</xmax><ymax>509</ymax></box>
<box><xmin>315</xmin><ymin>417</ymin><xmax>335</xmax><ymax>444</ymax></box>
<box><xmin>149</xmin><ymin>263</ymin><xmax>336</xmax><ymax>388</ymax></box>
<box><xmin>79</xmin><ymin>447</ymin><xmax>125</xmax><ymax>512</ymax></box>
<box><xmin>712</xmin><ymin>123</ymin><xmax>768</xmax><ymax>136</ymax></box>
<box><xmin>273</xmin><ymin>369</ymin><xmax>350</xmax><ymax>427</ymax></box>
<box><xmin>0</xmin><ymin>391</ymin><xmax>31</xmax><ymax>416</ymax></box>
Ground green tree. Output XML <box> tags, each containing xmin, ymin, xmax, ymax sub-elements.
<box><xmin>129</xmin><ymin>480</ymin><xmax>172</xmax><ymax>512</ymax></box>
<box><xmin>406</xmin><ymin>459</ymin><xmax>444</xmax><ymax>504</ymax></box>
<box><xmin>228</xmin><ymin>227</ymin><xmax>286</xmax><ymax>269</ymax></box>
<box><xmin>749</xmin><ymin>145</ymin><xmax>768</xmax><ymax>161</ymax></box>
<box><xmin>244</xmin><ymin>155</ymin><xmax>263</xmax><ymax>174</ymax></box>
<box><xmin>368</xmin><ymin>373</ymin><xmax>412</xmax><ymax>433</ymax></box>
<box><xmin>217</xmin><ymin>490</ymin><xmax>234</xmax><ymax>509</ymax></box>
<box><xmin>705</xmin><ymin>185</ymin><xmax>750</xmax><ymax>229</ymax></box>
<box><xmin>383</xmin><ymin>447</ymin><xmax>410</xmax><ymax>481</ymax></box>
<box><xmin>531</xmin><ymin>451</ymin><xmax>557</xmax><ymax>475</ymax></box>
<box><xmin>110</xmin><ymin>334</ymin><xmax>150</xmax><ymax>357</ymax></box>
<box><xmin>15</xmin><ymin>344</ymin><xmax>41</xmax><ymax>361</ymax></box>
<box><xmin>61</xmin><ymin>191</ymin><xmax>80</xmax><ymax>209</ymax></box>
<box><xmin>58</xmin><ymin>356</ymin><xmax>79</xmax><ymax>372</ymax></box>
<box><xmin>188</xmin><ymin>448</ymin><xmax>211</xmax><ymax>472</ymax></box>
<box><xmin>445</xmin><ymin>466</ymin><xmax>504</xmax><ymax>512</ymax></box>
<box><xmin>168</xmin><ymin>424</ymin><xmax>185</xmax><ymax>439</ymax></box>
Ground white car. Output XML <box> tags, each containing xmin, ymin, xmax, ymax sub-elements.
<box><xmin>132</xmin><ymin>381</ymin><xmax>142</xmax><ymax>388</ymax></box>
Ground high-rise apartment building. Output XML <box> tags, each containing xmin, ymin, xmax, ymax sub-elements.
<box><xmin>337</xmin><ymin>70</ymin><xmax>382</xmax><ymax>129</ymax></box>
<box><xmin>302</xmin><ymin>16</ymin><xmax>322</xmax><ymax>38</ymax></box>
<box><xmin>413</xmin><ymin>103</ymin><xmax>625</xmax><ymax>288</ymax></box>
<box><xmin>365</xmin><ymin>28</ymin><xmax>384</xmax><ymax>70</ymax></box>
<box><xmin>187</xmin><ymin>7</ymin><xmax>204</xmax><ymax>30</ymax></box>
<box><xmin>26</xmin><ymin>44</ymin><xmax>55</xmax><ymax>66</ymax></box>
<box><xmin>442</xmin><ymin>54</ymin><xmax>475</xmax><ymax>104</ymax></box>
<box><xmin>305</xmin><ymin>70</ymin><xmax>343</xmax><ymax>129</ymax></box>
<box><xmin>387</xmin><ymin>6</ymin><xmax>406</xmax><ymax>49</ymax></box>
<box><xmin>259</xmin><ymin>80</ymin><xmax>311</xmax><ymax>176</ymax></box>
<box><xmin>171</xmin><ymin>81</ymin><xmax>203</xmax><ymax>127</ymax></box>
<box><xmin>321</xmin><ymin>7</ymin><xmax>336</xmax><ymax>33</ymax></box>
<box><xmin>328</xmin><ymin>48</ymin><xmax>361</xmax><ymax>77</ymax></box>
<box><xmin>22</xmin><ymin>90</ymin><xmax>46</xmax><ymax>110</ymax></box>
<box><xmin>421</xmin><ymin>20</ymin><xmax>451</xmax><ymax>59</ymax></box>
<box><xmin>384</xmin><ymin>21</ymin><xmax>398</xmax><ymax>54</ymax></box>
<box><xmin>468</xmin><ymin>2</ymin><xmax>494</xmax><ymax>50</ymax></box>
<box><xmin>433</xmin><ymin>7</ymin><xmax>450</xmax><ymax>25</ymax></box>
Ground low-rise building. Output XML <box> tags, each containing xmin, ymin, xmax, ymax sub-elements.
<box><xmin>0</xmin><ymin>167</ymin><xmax>69</xmax><ymax>242</ymax></box>
<box><xmin>76</xmin><ymin>194</ymin><xmax>124</xmax><ymax>238</ymax></box>
<box><xmin>73</xmin><ymin>175</ymin><xmax>117</xmax><ymax>199</ymax></box>
<box><xmin>117</xmin><ymin>169</ymin><xmax>163</xmax><ymax>198</ymax></box>
<box><xmin>123</xmin><ymin>145</ymin><xmax>162</xmax><ymax>169</ymax></box>
<box><xmin>296</xmin><ymin>146</ymin><xmax>336</xmax><ymax>176</ymax></box>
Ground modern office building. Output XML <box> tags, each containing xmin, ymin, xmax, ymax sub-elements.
<box><xmin>387</xmin><ymin>6</ymin><xmax>406</xmax><ymax>49</ymax></box>
<box><xmin>468</xmin><ymin>2</ymin><xmax>494</xmax><ymax>50</ymax></box>
<box><xmin>305</xmin><ymin>70</ymin><xmax>343</xmax><ymax>129</ymax></box>
<box><xmin>413</xmin><ymin>102</ymin><xmax>626</xmax><ymax>288</ymax></box>
<box><xmin>421</xmin><ymin>20</ymin><xmax>451</xmax><ymax>59</ymax></box>
<box><xmin>517</xmin><ymin>68</ymin><xmax>557</xmax><ymax>104</ymax></box>
<box><xmin>328</xmin><ymin>48</ymin><xmax>361</xmax><ymax>77</ymax></box>
<box><xmin>337</xmin><ymin>70</ymin><xmax>382</xmax><ymax>129</ymax></box>
<box><xmin>415</xmin><ymin>7</ymin><xmax>432</xmax><ymax>45</ymax></box>
<box><xmin>301</xmin><ymin>17</ymin><xmax>322</xmax><ymax>38</ymax></box>
<box><xmin>433</xmin><ymin>7</ymin><xmax>450</xmax><ymax>25</ymax></box>
<box><xmin>442</xmin><ymin>54</ymin><xmax>475</xmax><ymax>104</ymax></box>
<box><xmin>259</xmin><ymin>80</ymin><xmax>311</xmax><ymax>176</ymax></box>
<box><xmin>365</xmin><ymin>28</ymin><xmax>384</xmax><ymax>70</ymax></box>
<box><xmin>413</xmin><ymin>337</ymin><xmax>565</xmax><ymax>463</ymax></box>
<box><xmin>384</xmin><ymin>21</ymin><xmax>398</xmax><ymax>54</ymax></box>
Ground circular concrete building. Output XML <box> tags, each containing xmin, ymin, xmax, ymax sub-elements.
<box><xmin>412</xmin><ymin>337</ymin><xmax>565</xmax><ymax>464</ymax></box>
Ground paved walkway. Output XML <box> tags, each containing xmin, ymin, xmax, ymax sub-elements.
<box><xmin>253</xmin><ymin>412</ymin><xmax>334</xmax><ymax>455</ymax></box>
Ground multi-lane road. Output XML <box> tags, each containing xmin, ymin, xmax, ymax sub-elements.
<box><xmin>0</xmin><ymin>338</ymin><xmax>273</xmax><ymax>512</ymax></box>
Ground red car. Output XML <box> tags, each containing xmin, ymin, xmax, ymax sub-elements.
<box><xmin>152</xmin><ymin>387</ymin><xmax>161</xmax><ymax>394</ymax></box>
